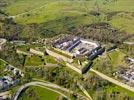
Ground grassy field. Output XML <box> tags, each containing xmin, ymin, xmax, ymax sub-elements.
<box><xmin>92</xmin><ymin>81</ymin><xmax>134</xmax><ymax>100</ymax></box>
<box><xmin>105</xmin><ymin>84</ymin><xmax>134</xmax><ymax>97</ymax></box>
<box><xmin>0</xmin><ymin>59</ymin><xmax>6</xmax><ymax>68</ymax></box>
<box><xmin>25</xmin><ymin>55</ymin><xmax>45</xmax><ymax>66</ymax></box>
<box><xmin>3</xmin><ymin>0</ymin><xmax>134</xmax><ymax>34</ymax></box>
<box><xmin>0</xmin><ymin>59</ymin><xmax>6</xmax><ymax>74</ymax></box>
<box><xmin>18</xmin><ymin>86</ymin><xmax>61</xmax><ymax>100</ymax></box>
<box><xmin>94</xmin><ymin>49</ymin><xmax>127</xmax><ymax>68</ymax></box>
<box><xmin>110</xmin><ymin>12</ymin><xmax>134</xmax><ymax>34</ymax></box>
<box><xmin>0</xmin><ymin>59</ymin><xmax>8</xmax><ymax>69</ymax></box>
<box><xmin>24</xmin><ymin>55</ymin><xmax>58</xmax><ymax>66</ymax></box>
<box><xmin>4</xmin><ymin>0</ymin><xmax>93</xmax><ymax>24</ymax></box>
<box><xmin>17</xmin><ymin>45</ymin><xmax>30</xmax><ymax>52</ymax></box>
<box><xmin>44</xmin><ymin>56</ymin><xmax>57</xmax><ymax>64</ymax></box>
<box><xmin>107</xmin><ymin>49</ymin><xmax>126</xmax><ymax>67</ymax></box>
<box><xmin>92</xmin><ymin>49</ymin><xmax>128</xmax><ymax>78</ymax></box>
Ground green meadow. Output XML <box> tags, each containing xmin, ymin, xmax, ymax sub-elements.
<box><xmin>0</xmin><ymin>59</ymin><xmax>6</xmax><ymax>74</ymax></box>
<box><xmin>107</xmin><ymin>50</ymin><xmax>126</xmax><ymax>67</ymax></box>
<box><xmin>18</xmin><ymin>86</ymin><xmax>61</xmax><ymax>100</ymax></box>
<box><xmin>3</xmin><ymin>0</ymin><xmax>134</xmax><ymax>34</ymax></box>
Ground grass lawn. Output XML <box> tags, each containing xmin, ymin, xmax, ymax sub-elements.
<box><xmin>110</xmin><ymin>13</ymin><xmax>134</xmax><ymax>34</ymax></box>
<box><xmin>105</xmin><ymin>84</ymin><xmax>134</xmax><ymax>98</ymax></box>
<box><xmin>0</xmin><ymin>59</ymin><xmax>7</xmax><ymax>72</ymax></box>
<box><xmin>0</xmin><ymin>59</ymin><xmax>5</xmax><ymax>67</ymax></box>
<box><xmin>93</xmin><ymin>49</ymin><xmax>127</xmax><ymax>68</ymax></box>
<box><xmin>107</xmin><ymin>50</ymin><xmax>126</xmax><ymax>67</ymax></box>
<box><xmin>4</xmin><ymin>0</ymin><xmax>93</xmax><ymax>24</ymax></box>
<box><xmin>4</xmin><ymin>0</ymin><xmax>53</xmax><ymax>15</ymax></box>
<box><xmin>17</xmin><ymin>44</ymin><xmax>45</xmax><ymax>51</ymax></box>
<box><xmin>25</xmin><ymin>55</ymin><xmax>45</xmax><ymax>66</ymax></box>
<box><xmin>44</xmin><ymin>56</ymin><xmax>57</xmax><ymax>64</ymax></box>
<box><xmin>92</xmin><ymin>82</ymin><xmax>134</xmax><ymax>100</ymax></box>
<box><xmin>24</xmin><ymin>55</ymin><xmax>58</xmax><ymax>66</ymax></box>
<box><xmin>92</xmin><ymin>49</ymin><xmax>128</xmax><ymax>77</ymax></box>
<box><xmin>18</xmin><ymin>86</ymin><xmax>61</xmax><ymax>100</ymax></box>
<box><xmin>3</xmin><ymin>0</ymin><xmax>134</xmax><ymax>33</ymax></box>
<box><xmin>17</xmin><ymin>45</ymin><xmax>30</xmax><ymax>52</ymax></box>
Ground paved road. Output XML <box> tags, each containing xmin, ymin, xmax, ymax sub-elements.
<box><xmin>13</xmin><ymin>81</ymin><xmax>88</xmax><ymax>100</ymax></box>
<box><xmin>90</xmin><ymin>69</ymin><xmax>134</xmax><ymax>92</ymax></box>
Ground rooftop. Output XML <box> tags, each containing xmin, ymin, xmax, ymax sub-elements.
<box><xmin>53</xmin><ymin>36</ymin><xmax>100</xmax><ymax>56</ymax></box>
<box><xmin>0</xmin><ymin>38</ymin><xmax>7</xmax><ymax>45</ymax></box>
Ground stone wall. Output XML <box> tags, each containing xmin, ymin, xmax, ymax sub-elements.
<box><xmin>53</xmin><ymin>47</ymin><xmax>74</xmax><ymax>57</ymax></box>
<box><xmin>46</xmin><ymin>49</ymin><xmax>73</xmax><ymax>63</ymax></box>
<box><xmin>30</xmin><ymin>48</ymin><xmax>44</xmax><ymax>56</ymax></box>
<box><xmin>16</xmin><ymin>49</ymin><xmax>32</xmax><ymax>56</ymax></box>
<box><xmin>66</xmin><ymin>63</ymin><xmax>82</xmax><ymax>74</ymax></box>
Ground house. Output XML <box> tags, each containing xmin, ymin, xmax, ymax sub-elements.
<box><xmin>0</xmin><ymin>78</ymin><xmax>9</xmax><ymax>90</ymax></box>
<box><xmin>0</xmin><ymin>79</ymin><xmax>5</xmax><ymax>90</ymax></box>
<box><xmin>5</xmin><ymin>65</ymin><xmax>24</xmax><ymax>77</ymax></box>
<box><xmin>128</xmin><ymin>58</ymin><xmax>134</xmax><ymax>64</ymax></box>
<box><xmin>118</xmin><ymin>63</ymin><xmax>134</xmax><ymax>85</ymax></box>
<box><xmin>0</xmin><ymin>38</ymin><xmax>6</xmax><ymax>50</ymax></box>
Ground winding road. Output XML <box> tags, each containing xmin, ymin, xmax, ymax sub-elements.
<box><xmin>13</xmin><ymin>82</ymin><xmax>68</xmax><ymax>100</ymax></box>
<box><xmin>13</xmin><ymin>81</ymin><xmax>88</xmax><ymax>100</ymax></box>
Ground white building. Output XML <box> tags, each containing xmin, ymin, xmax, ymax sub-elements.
<box><xmin>0</xmin><ymin>38</ymin><xmax>7</xmax><ymax>50</ymax></box>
